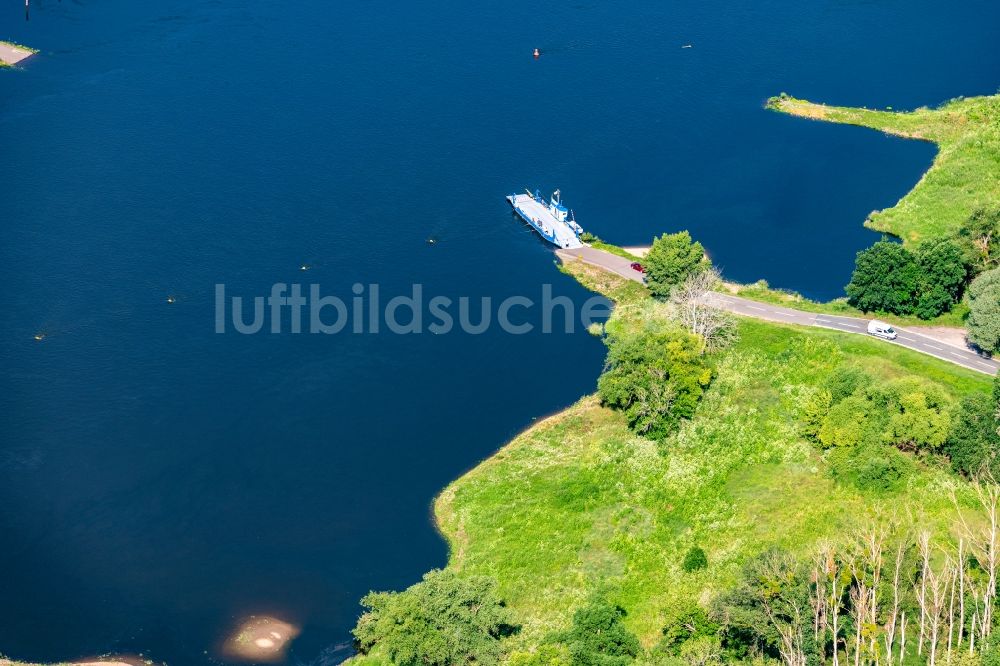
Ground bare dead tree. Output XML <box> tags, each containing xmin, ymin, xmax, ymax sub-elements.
<box><xmin>830</xmin><ymin>550</ymin><xmax>843</xmax><ymax>666</ymax></box>
<box><xmin>848</xmin><ymin>584</ymin><xmax>867</xmax><ymax>666</ymax></box>
<box><xmin>883</xmin><ymin>541</ymin><xmax>906</xmax><ymax>666</ymax></box>
<box><xmin>917</xmin><ymin>530</ymin><xmax>932</xmax><ymax>656</ymax></box>
<box><xmin>958</xmin><ymin>537</ymin><xmax>966</xmax><ymax>651</ymax></box>
<box><xmin>924</xmin><ymin>555</ymin><xmax>954</xmax><ymax>666</ymax></box>
<box><xmin>668</xmin><ymin>268</ymin><xmax>738</xmax><ymax>352</ymax></box>
<box><xmin>947</xmin><ymin>561</ymin><xmax>957</xmax><ymax>661</ymax></box>
<box><xmin>970</xmin><ymin>612</ymin><xmax>977</xmax><ymax>655</ymax></box>
<box><xmin>952</xmin><ymin>475</ymin><xmax>1000</xmax><ymax>645</ymax></box>
<box><xmin>899</xmin><ymin>612</ymin><xmax>907</xmax><ymax>666</ymax></box>
<box><xmin>758</xmin><ymin>551</ymin><xmax>810</xmax><ymax>666</ymax></box>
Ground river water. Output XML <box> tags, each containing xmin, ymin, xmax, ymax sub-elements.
<box><xmin>1</xmin><ymin>0</ymin><xmax>997</xmax><ymax>663</ymax></box>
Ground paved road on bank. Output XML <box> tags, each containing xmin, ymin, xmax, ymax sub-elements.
<box><xmin>557</xmin><ymin>246</ymin><xmax>999</xmax><ymax>376</ymax></box>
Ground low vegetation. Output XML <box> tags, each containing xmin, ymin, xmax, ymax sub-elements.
<box><xmin>767</xmin><ymin>93</ymin><xmax>1000</xmax><ymax>244</ymax></box>
<box><xmin>580</xmin><ymin>233</ymin><xmax>644</xmax><ymax>262</ymax></box>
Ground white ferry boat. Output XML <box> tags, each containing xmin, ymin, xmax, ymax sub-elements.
<box><xmin>506</xmin><ymin>189</ymin><xmax>584</xmax><ymax>249</ymax></box>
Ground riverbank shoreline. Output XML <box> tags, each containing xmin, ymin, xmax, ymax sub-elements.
<box><xmin>767</xmin><ymin>92</ymin><xmax>1000</xmax><ymax>243</ymax></box>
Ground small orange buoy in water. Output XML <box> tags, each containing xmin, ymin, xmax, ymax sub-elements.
<box><xmin>533</xmin><ymin>48</ymin><xmax>540</xmax><ymax>58</ymax></box>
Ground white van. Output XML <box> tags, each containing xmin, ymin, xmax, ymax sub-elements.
<box><xmin>867</xmin><ymin>320</ymin><xmax>898</xmax><ymax>340</ymax></box>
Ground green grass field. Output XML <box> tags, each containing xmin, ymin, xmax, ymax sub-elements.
<box><xmin>767</xmin><ymin>93</ymin><xmax>1000</xmax><ymax>244</ymax></box>
<box><xmin>433</xmin><ymin>261</ymin><xmax>990</xmax><ymax>651</ymax></box>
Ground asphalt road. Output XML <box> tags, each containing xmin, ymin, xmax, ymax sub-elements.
<box><xmin>558</xmin><ymin>246</ymin><xmax>999</xmax><ymax>376</ymax></box>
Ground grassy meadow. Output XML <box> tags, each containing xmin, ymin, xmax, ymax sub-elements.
<box><xmin>432</xmin><ymin>260</ymin><xmax>991</xmax><ymax>651</ymax></box>
<box><xmin>767</xmin><ymin>93</ymin><xmax>1000</xmax><ymax>243</ymax></box>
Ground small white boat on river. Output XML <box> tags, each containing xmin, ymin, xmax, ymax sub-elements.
<box><xmin>506</xmin><ymin>189</ymin><xmax>585</xmax><ymax>249</ymax></box>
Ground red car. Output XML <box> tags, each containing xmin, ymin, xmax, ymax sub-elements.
<box><xmin>630</xmin><ymin>262</ymin><xmax>645</xmax><ymax>273</ymax></box>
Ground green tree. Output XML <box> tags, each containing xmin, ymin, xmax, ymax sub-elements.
<box><xmin>818</xmin><ymin>394</ymin><xmax>871</xmax><ymax>447</ymax></box>
<box><xmin>958</xmin><ymin>207</ymin><xmax>1000</xmax><ymax>273</ymax></box>
<box><xmin>799</xmin><ymin>389</ymin><xmax>831</xmax><ymax>442</ymax></box>
<box><xmin>916</xmin><ymin>238</ymin><xmax>968</xmax><ymax>299</ymax></box>
<box><xmin>845</xmin><ymin>241</ymin><xmax>921</xmax><ymax>315</ymax></box>
<box><xmin>711</xmin><ymin>549</ymin><xmax>815</xmax><ymax>663</ymax></box>
<box><xmin>824</xmin><ymin>365</ymin><xmax>870</xmax><ymax>403</ymax></box>
<box><xmin>551</xmin><ymin>598</ymin><xmax>642</xmax><ymax>666</ymax></box>
<box><xmin>682</xmin><ymin>546</ymin><xmax>708</xmax><ymax>572</ymax></box>
<box><xmin>944</xmin><ymin>392</ymin><xmax>1000</xmax><ymax>477</ymax></box>
<box><xmin>353</xmin><ymin>569</ymin><xmax>518</xmax><ymax>666</ymax></box>
<box><xmin>598</xmin><ymin>328</ymin><xmax>712</xmax><ymax>440</ymax></box>
<box><xmin>657</xmin><ymin>603</ymin><xmax>719</xmax><ymax>655</ymax></box>
<box><xmin>644</xmin><ymin>232</ymin><xmax>706</xmax><ymax>297</ymax></box>
<box><xmin>968</xmin><ymin>267</ymin><xmax>1000</xmax><ymax>353</ymax></box>
<box><xmin>882</xmin><ymin>377</ymin><xmax>952</xmax><ymax>450</ymax></box>
<box><xmin>913</xmin><ymin>238</ymin><xmax>968</xmax><ymax>318</ymax></box>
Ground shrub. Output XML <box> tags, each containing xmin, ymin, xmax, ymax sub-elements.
<box><xmin>828</xmin><ymin>443</ymin><xmax>913</xmax><ymax>493</ymax></box>
<box><xmin>353</xmin><ymin>569</ymin><xmax>518</xmax><ymax>666</ymax></box>
<box><xmin>824</xmin><ymin>365</ymin><xmax>870</xmax><ymax>403</ymax></box>
<box><xmin>799</xmin><ymin>389</ymin><xmax>831</xmax><ymax>442</ymax></box>
<box><xmin>682</xmin><ymin>546</ymin><xmax>708</xmax><ymax>572</ymax></box>
<box><xmin>968</xmin><ymin>267</ymin><xmax>1000</xmax><ymax>353</ymax></box>
<box><xmin>509</xmin><ymin>645</ymin><xmax>573</xmax><ymax>666</ymax></box>
<box><xmin>644</xmin><ymin>232</ymin><xmax>706</xmax><ymax>297</ymax></box>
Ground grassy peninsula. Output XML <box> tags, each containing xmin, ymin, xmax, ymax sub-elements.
<box><xmin>429</xmin><ymin>258</ymin><xmax>990</xmax><ymax>654</ymax></box>
<box><xmin>767</xmin><ymin>93</ymin><xmax>1000</xmax><ymax>243</ymax></box>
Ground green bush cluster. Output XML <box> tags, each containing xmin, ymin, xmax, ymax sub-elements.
<box><xmin>967</xmin><ymin>267</ymin><xmax>1000</xmax><ymax>353</ymax></box>
<box><xmin>806</xmin><ymin>366</ymin><xmax>952</xmax><ymax>452</ymax></box>
<box><xmin>546</xmin><ymin>598</ymin><xmax>642</xmax><ymax>666</ymax></box>
<box><xmin>943</xmin><ymin>375</ymin><xmax>1000</xmax><ymax>477</ymax></box>
<box><xmin>352</xmin><ymin>570</ymin><xmax>518</xmax><ymax>666</ymax></box>
<box><xmin>597</xmin><ymin>327</ymin><xmax>713</xmax><ymax>441</ymax></box>
<box><xmin>804</xmin><ymin>367</ymin><xmax>1000</xmax><ymax>486</ymax></box>
<box><xmin>826</xmin><ymin>443</ymin><xmax>913</xmax><ymax>493</ymax></box>
<box><xmin>845</xmin><ymin>238</ymin><xmax>967</xmax><ymax>319</ymax></box>
<box><xmin>845</xmin><ymin>207</ymin><xmax>999</xmax><ymax>321</ymax></box>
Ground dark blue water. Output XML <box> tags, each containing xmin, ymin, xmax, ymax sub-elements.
<box><xmin>1</xmin><ymin>0</ymin><xmax>997</xmax><ymax>664</ymax></box>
